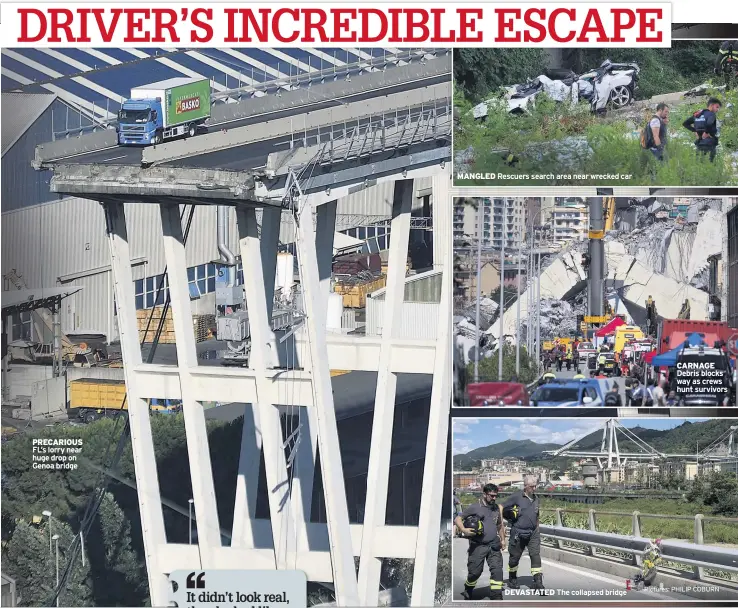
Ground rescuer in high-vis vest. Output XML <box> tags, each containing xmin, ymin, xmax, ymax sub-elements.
<box><xmin>715</xmin><ymin>41</ymin><xmax>738</xmax><ymax>88</ymax></box>
<box><xmin>455</xmin><ymin>483</ymin><xmax>506</xmax><ymax>601</ymax></box>
<box><xmin>503</xmin><ymin>475</ymin><xmax>544</xmax><ymax>592</ymax></box>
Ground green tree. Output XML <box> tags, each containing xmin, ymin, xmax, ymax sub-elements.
<box><xmin>89</xmin><ymin>492</ymin><xmax>149</xmax><ymax>606</ymax></box>
<box><xmin>467</xmin><ymin>343</ymin><xmax>539</xmax><ymax>384</ymax></box>
<box><xmin>2</xmin><ymin>518</ymin><xmax>92</xmax><ymax>607</ymax></box>
<box><xmin>384</xmin><ymin>531</ymin><xmax>452</xmax><ymax>605</ymax></box>
<box><xmin>687</xmin><ymin>470</ymin><xmax>738</xmax><ymax>515</ymax></box>
<box><xmin>453</xmin><ymin>48</ymin><xmax>549</xmax><ymax>102</ymax></box>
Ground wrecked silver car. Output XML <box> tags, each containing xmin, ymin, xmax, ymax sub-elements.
<box><xmin>472</xmin><ymin>60</ymin><xmax>640</xmax><ymax>118</ymax></box>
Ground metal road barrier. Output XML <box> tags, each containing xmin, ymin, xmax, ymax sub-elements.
<box><xmin>209</xmin><ymin>53</ymin><xmax>451</xmax><ymax>127</ymax></box>
<box><xmin>263</xmin><ymin>98</ymin><xmax>452</xmax><ymax>177</ymax></box>
<box><xmin>142</xmin><ymin>83</ymin><xmax>451</xmax><ymax>166</ymax></box>
<box><xmin>539</xmin><ymin>507</ymin><xmax>738</xmax><ymax>576</ymax></box>
<box><xmin>210</xmin><ymin>48</ymin><xmax>447</xmax><ymax>103</ymax></box>
<box><xmin>33</xmin><ymin>130</ymin><xmax>118</xmax><ymax>168</ymax></box>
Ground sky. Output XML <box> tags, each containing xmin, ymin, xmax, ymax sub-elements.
<box><xmin>452</xmin><ymin>418</ymin><xmax>711</xmax><ymax>456</ymax></box>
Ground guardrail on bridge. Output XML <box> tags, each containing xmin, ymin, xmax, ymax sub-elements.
<box><xmin>540</xmin><ymin>507</ymin><xmax>738</xmax><ymax>580</ymax></box>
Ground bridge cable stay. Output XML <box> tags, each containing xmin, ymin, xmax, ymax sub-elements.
<box><xmin>547</xmin><ymin>419</ymin><xmax>612</xmax><ymax>457</ymax></box>
<box><xmin>614</xmin><ymin>420</ymin><xmax>664</xmax><ymax>458</ymax></box>
<box><xmin>548</xmin><ymin>419</ymin><xmax>666</xmax><ymax>466</ymax></box>
<box><xmin>700</xmin><ymin>425</ymin><xmax>737</xmax><ymax>458</ymax></box>
<box><xmin>45</xmin><ymin>204</ymin><xmax>198</xmax><ymax>607</ymax></box>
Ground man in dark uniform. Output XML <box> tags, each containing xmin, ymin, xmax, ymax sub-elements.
<box><xmin>503</xmin><ymin>475</ymin><xmax>544</xmax><ymax>592</ymax></box>
<box><xmin>683</xmin><ymin>98</ymin><xmax>722</xmax><ymax>162</ymax></box>
<box><xmin>455</xmin><ymin>483</ymin><xmax>507</xmax><ymax>600</ymax></box>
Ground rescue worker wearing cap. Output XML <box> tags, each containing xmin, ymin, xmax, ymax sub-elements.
<box><xmin>541</xmin><ymin>371</ymin><xmax>556</xmax><ymax>385</ymax></box>
<box><xmin>503</xmin><ymin>475</ymin><xmax>544</xmax><ymax>592</ymax></box>
<box><xmin>455</xmin><ymin>483</ymin><xmax>506</xmax><ymax>601</ymax></box>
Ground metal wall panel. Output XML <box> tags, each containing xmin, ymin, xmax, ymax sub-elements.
<box><xmin>2</xmin><ymin>179</ymin><xmax>435</xmax><ymax>338</ymax></box>
<box><xmin>1</xmin><ymin>99</ymin><xmax>93</xmax><ymax>212</ymax></box>
<box><xmin>365</xmin><ymin>299</ymin><xmax>439</xmax><ymax>340</ymax></box>
<box><xmin>370</xmin><ymin>270</ymin><xmax>442</xmax><ymax>303</ymax></box>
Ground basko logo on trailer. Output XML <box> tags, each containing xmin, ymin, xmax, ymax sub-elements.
<box><xmin>176</xmin><ymin>96</ymin><xmax>201</xmax><ymax>114</ymax></box>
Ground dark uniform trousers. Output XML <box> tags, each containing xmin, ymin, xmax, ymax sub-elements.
<box><xmin>508</xmin><ymin>528</ymin><xmax>542</xmax><ymax>577</ymax></box>
<box><xmin>466</xmin><ymin>542</ymin><xmax>504</xmax><ymax>592</ymax></box>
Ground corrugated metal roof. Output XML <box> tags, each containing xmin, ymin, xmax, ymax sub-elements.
<box><xmin>1</xmin><ymin>92</ymin><xmax>56</xmax><ymax>157</ymax></box>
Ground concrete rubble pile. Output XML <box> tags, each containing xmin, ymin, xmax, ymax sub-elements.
<box><xmin>474</xmin><ymin>199</ymin><xmax>725</xmax><ymax>346</ymax></box>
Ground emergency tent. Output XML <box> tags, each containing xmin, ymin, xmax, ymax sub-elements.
<box><xmin>595</xmin><ymin>316</ymin><xmax>626</xmax><ymax>338</ymax></box>
<box><xmin>651</xmin><ymin>332</ymin><xmax>708</xmax><ymax>367</ymax></box>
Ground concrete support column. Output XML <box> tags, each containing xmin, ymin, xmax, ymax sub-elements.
<box><xmin>290</xmin><ymin>201</ymin><xmax>337</xmax><ymax>562</ymax></box>
<box><xmin>103</xmin><ymin>202</ymin><xmax>169</xmax><ymax>606</ymax></box>
<box><xmin>411</xmin><ymin>172</ymin><xmax>451</xmax><ymax>606</ymax></box>
<box><xmin>160</xmin><ymin>204</ymin><xmax>222</xmax><ymax>562</ymax></box>
<box><xmin>693</xmin><ymin>514</ymin><xmax>704</xmax><ymax>579</ymax></box>
<box><xmin>231</xmin><ymin>206</ymin><xmax>281</xmax><ymax>552</ymax></box>
<box><xmin>315</xmin><ymin>201</ymin><xmax>337</xmax><ymax>310</ymax></box>
<box><xmin>587</xmin><ymin>198</ymin><xmax>605</xmax><ymax>317</ymax></box>
<box><xmin>431</xmin><ymin>172</ymin><xmax>450</xmax><ymax>269</ymax></box>
<box><xmin>295</xmin><ymin>197</ymin><xmax>359</xmax><ymax>606</ymax></box>
<box><xmin>358</xmin><ymin>179</ymin><xmax>413</xmax><ymax>605</ymax></box>
<box><xmin>237</xmin><ymin>207</ymin><xmax>291</xmax><ymax>570</ymax></box>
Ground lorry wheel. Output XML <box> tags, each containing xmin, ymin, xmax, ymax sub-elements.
<box><xmin>188</xmin><ymin>124</ymin><xmax>197</xmax><ymax>138</ymax></box>
<box><xmin>84</xmin><ymin>411</ymin><xmax>99</xmax><ymax>423</ymax></box>
<box><xmin>152</xmin><ymin>133</ymin><xmax>162</xmax><ymax>145</ymax></box>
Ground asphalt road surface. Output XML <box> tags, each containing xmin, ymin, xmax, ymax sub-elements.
<box><xmin>56</xmin><ymin>75</ymin><xmax>449</xmax><ymax>167</ymax></box>
<box><xmin>452</xmin><ymin>537</ymin><xmax>685</xmax><ymax>601</ymax></box>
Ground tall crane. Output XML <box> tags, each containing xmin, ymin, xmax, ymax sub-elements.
<box><xmin>587</xmin><ymin>198</ymin><xmax>605</xmax><ymax>319</ymax></box>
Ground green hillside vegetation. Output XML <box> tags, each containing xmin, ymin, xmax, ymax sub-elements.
<box><xmin>453</xmin><ymin>42</ymin><xmax>738</xmax><ymax>186</ymax></box>
<box><xmin>453</xmin><ymin>439</ymin><xmax>560</xmax><ymax>469</ymax></box>
<box><xmin>454</xmin><ymin>420</ymin><xmax>736</xmax><ymax>469</ymax></box>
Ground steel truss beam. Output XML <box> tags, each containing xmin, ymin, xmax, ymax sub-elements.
<box><xmin>101</xmin><ymin>171</ymin><xmax>450</xmax><ymax>606</ymax></box>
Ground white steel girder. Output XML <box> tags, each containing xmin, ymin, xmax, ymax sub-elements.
<box><xmin>101</xmin><ymin>167</ymin><xmax>450</xmax><ymax>607</ymax></box>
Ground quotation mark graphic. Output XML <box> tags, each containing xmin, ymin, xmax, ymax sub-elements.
<box><xmin>186</xmin><ymin>572</ymin><xmax>206</xmax><ymax>589</ymax></box>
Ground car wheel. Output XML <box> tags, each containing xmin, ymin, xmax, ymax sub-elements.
<box><xmin>609</xmin><ymin>85</ymin><xmax>632</xmax><ymax>109</ymax></box>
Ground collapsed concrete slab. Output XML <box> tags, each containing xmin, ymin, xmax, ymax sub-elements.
<box><xmin>606</xmin><ymin>241</ymin><xmax>709</xmax><ymax>322</ymax></box>
<box><xmin>485</xmin><ymin>242</ymin><xmax>709</xmax><ymax>343</ymax></box>
<box><xmin>485</xmin><ymin>250</ymin><xmax>587</xmax><ymax>340</ymax></box>
<box><xmin>686</xmin><ymin>208</ymin><xmax>723</xmax><ymax>282</ymax></box>
<box><xmin>46</xmin><ymin>163</ymin><xmax>263</xmax><ymax>206</ymax></box>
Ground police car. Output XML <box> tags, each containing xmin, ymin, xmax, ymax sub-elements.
<box><xmin>530</xmin><ymin>379</ymin><xmax>613</xmax><ymax>407</ymax></box>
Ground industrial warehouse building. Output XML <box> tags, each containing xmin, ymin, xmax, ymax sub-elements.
<box><xmin>1</xmin><ymin>50</ymin><xmax>453</xmax><ymax>567</ymax></box>
<box><xmin>1</xmin><ymin>49</ymin><xmax>441</xmax><ymax>345</ymax></box>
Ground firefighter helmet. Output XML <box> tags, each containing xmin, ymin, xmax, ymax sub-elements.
<box><xmin>463</xmin><ymin>513</ymin><xmax>484</xmax><ymax>537</ymax></box>
<box><xmin>502</xmin><ymin>503</ymin><xmax>521</xmax><ymax>523</ymax></box>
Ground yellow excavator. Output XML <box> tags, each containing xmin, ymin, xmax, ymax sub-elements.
<box><xmin>603</xmin><ymin>196</ymin><xmax>616</xmax><ymax>233</ymax></box>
